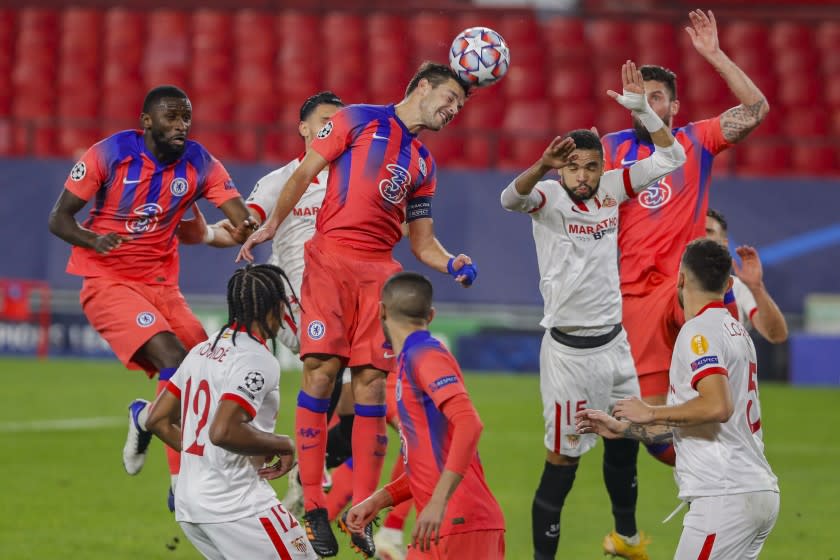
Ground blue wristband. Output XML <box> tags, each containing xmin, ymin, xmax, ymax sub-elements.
<box><xmin>447</xmin><ymin>258</ymin><xmax>478</xmax><ymax>286</ymax></box>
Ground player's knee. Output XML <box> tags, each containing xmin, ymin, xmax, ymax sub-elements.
<box><xmin>546</xmin><ymin>450</ymin><xmax>579</xmax><ymax>466</ymax></box>
<box><xmin>603</xmin><ymin>438</ymin><xmax>639</xmax><ymax>467</ymax></box>
<box><xmin>302</xmin><ymin>354</ymin><xmax>343</xmax><ymax>396</ymax></box>
<box><xmin>351</xmin><ymin>369</ymin><xmax>386</xmax><ymax>405</ymax></box>
<box><xmin>136</xmin><ymin>332</ymin><xmax>187</xmax><ymax>370</ymax></box>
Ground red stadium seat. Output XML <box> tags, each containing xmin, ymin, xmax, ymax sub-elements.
<box><xmin>104</xmin><ymin>8</ymin><xmax>146</xmax><ymax>45</ymax></box>
<box><xmin>496</xmin><ymin>13</ymin><xmax>540</xmax><ymax>46</ymax></box>
<box><xmin>541</xmin><ymin>16</ymin><xmax>588</xmax><ymax>61</ymax></box>
<box><xmin>368</xmin><ymin>13</ymin><xmax>407</xmax><ymax>40</ymax></box>
<box><xmin>461</xmin><ymin>135</ymin><xmax>498</xmax><ymax>168</ymax></box>
<box><xmin>503</xmin><ymin>66</ymin><xmax>547</xmax><ymax>101</ymax></box>
<box><xmin>815</xmin><ymin>21</ymin><xmax>840</xmax><ymax>52</ymax></box>
<box><xmin>547</xmin><ymin>67</ymin><xmax>595</xmax><ymax>102</ymax></box>
<box><xmin>586</xmin><ymin>20</ymin><xmax>634</xmax><ymax>55</ymax></box>
<box><xmin>782</xmin><ymin>107</ymin><xmax>829</xmax><ymax>139</ymax></box>
<box><xmin>191</xmin><ymin>92</ymin><xmax>235</xmax><ymax>123</ymax></box>
<box><xmin>62</xmin><ymin>8</ymin><xmax>103</xmax><ymax>35</ymax></box>
<box><xmin>634</xmin><ymin>21</ymin><xmax>677</xmax><ymax>45</ymax></box>
<box><xmin>195</xmin><ymin>130</ymin><xmax>239</xmax><ymax>161</ymax></box>
<box><xmin>736</xmin><ymin>143</ymin><xmax>790</xmax><ymax>175</ymax></box>
<box><xmin>192</xmin><ymin>10</ymin><xmax>232</xmax><ymax>47</ymax></box>
<box><xmin>459</xmin><ymin>90</ymin><xmax>505</xmax><ymax>129</ymax></box>
<box><xmin>18</xmin><ymin>8</ymin><xmax>59</xmax><ymax>35</ymax></box>
<box><xmin>58</xmin><ymin>125</ymin><xmax>102</xmax><ymax>158</ymax></box>
<box><xmin>410</xmin><ymin>13</ymin><xmax>455</xmax><ymax>49</ymax></box>
<box><xmin>11</xmin><ymin>92</ymin><xmax>54</xmax><ymax>120</ymax></box>
<box><xmin>774</xmin><ymin>48</ymin><xmax>819</xmax><ymax>77</ymax></box>
<box><xmin>235</xmin><ymin>98</ymin><xmax>278</xmax><ymax>126</ymax></box>
<box><xmin>102</xmin><ymin>87</ymin><xmax>144</xmax><ymax>122</ymax></box>
<box><xmin>323</xmin><ymin>13</ymin><xmax>365</xmax><ymax>49</ymax></box>
<box><xmin>685</xmin><ymin>75</ymin><xmax>729</xmax><ymax>104</ymax></box>
<box><xmin>711</xmin><ymin>147</ymin><xmax>736</xmax><ymax>176</ymax></box>
<box><xmin>261</xmin><ymin>128</ymin><xmax>298</xmax><ymax>163</ymax></box>
<box><xmin>769</xmin><ymin>22</ymin><xmax>815</xmax><ymax>51</ymax></box>
<box><xmin>552</xmin><ymin>101</ymin><xmax>597</xmax><ymax>133</ymax></box>
<box><xmin>421</xmin><ymin>131</ymin><xmax>464</xmax><ymax>166</ymax></box>
<box><xmin>636</xmin><ymin>45</ymin><xmax>681</xmax><ymax>77</ymax></box>
<box><xmin>777</xmin><ymin>75</ymin><xmax>820</xmax><ymax>107</ymax></box>
<box><xmin>277</xmin><ymin>11</ymin><xmax>321</xmax><ymax>42</ymax></box>
<box><xmin>791</xmin><ymin>145</ymin><xmax>837</xmax><ymax>176</ymax></box>
<box><xmin>720</xmin><ymin>21</ymin><xmax>768</xmax><ymax>51</ymax></box>
<box><xmin>596</xmin><ymin>101</ymin><xmax>631</xmax><ymax>134</ymax></box>
<box><xmin>825</xmin><ymin>75</ymin><xmax>840</xmax><ymax>109</ymax></box>
<box><xmin>502</xmin><ymin>100</ymin><xmax>552</xmax><ymax>135</ymax></box>
<box><xmin>16</xmin><ymin>122</ymin><xmax>58</xmax><ymax>156</ymax></box>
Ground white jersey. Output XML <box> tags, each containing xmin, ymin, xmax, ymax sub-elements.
<box><xmin>501</xmin><ymin>141</ymin><xmax>686</xmax><ymax>329</ymax></box>
<box><xmin>170</xmin><ymin>327</ymin><xmax>282</xmax><ymax>524</ymax></box>
<box><xmin>668</xmin><ymin>303</ymin><xmax>778</xmax><ymax>501</ymax></box>
<box><xmin>732</xmin><ymin>275</ymin><xmax>757</xmax><ymax>330</ymax></box>
<box><xmin>246</xmin><ymin>156</ymin><xmax>328</xmax><ymax>295</ymax></box>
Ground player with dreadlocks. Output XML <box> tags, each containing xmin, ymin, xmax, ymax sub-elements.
<box><xmin>146</xmin><ymin>264</ymin><xmax>318</xmax><ymax>559</ymax></box>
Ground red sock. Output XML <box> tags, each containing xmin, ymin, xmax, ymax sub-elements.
<box><xmin>352</xmin><ymin>404</ymin><xmax>388</xmax><ymax>505</ymax></box>
<box><xmin>383</xmin><ymin>455</ymin><xmax>410</xmax><ymax>529</ymax></box>
<box><xmin>326</xmin><ymin>459</ymin><xmax>354</xmax><ymax>521</ymax></box>
<box><xmin>156</xmin><ymin>379</ymin><xmax>180</xmax><ymax>475</ymax></box>
<box><xmin>296</xmin><ymin>391</ymin><xmax>331</xmax><ymax>510</ymax></box>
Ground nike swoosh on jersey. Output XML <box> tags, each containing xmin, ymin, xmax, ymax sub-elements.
<box><xmin>123</xmin><ymin>178</ymin><xmax>142</xmax><ymax>184</ymax></box>
<box><xmin>620</xmin><ymin>158</ymin><xmax>637</xmax><ymax>166</ymax></box>
<box><xmin>372</xmin><ymin>133</ymin><xmax>389</xmax><ymax>141</ymax></box>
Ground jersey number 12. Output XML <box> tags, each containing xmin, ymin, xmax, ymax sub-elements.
<box><xmin>182</xmin><ymin>378</ymin><xmax>211</xmax><ymax>456</ymax></box>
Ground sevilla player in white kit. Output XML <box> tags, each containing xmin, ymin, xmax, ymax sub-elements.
<box><xmin>146</xmin><ymin>264</ymin><xmax>318</xmax><ymax>560</ymax></box>
<box><xmin>502</xmin><ymin>61</ymin><xmax>686</xmax><ymax>560</ymax></box>
<box><xmin>577</xmin><ymin>239</ymin><xmax>779</xmax><ymax>560</ymax></box>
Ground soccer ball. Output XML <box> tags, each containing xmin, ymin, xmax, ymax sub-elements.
<box><xmin>449</xmin><ymin>27</ymin><xmax>510</xmax><ymax>87</ymax></box>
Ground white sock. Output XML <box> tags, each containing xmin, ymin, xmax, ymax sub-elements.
<box><xmin>377</xmin><ymin>527</ymin><xmax>403</xmax><ymax>544</ymax></box>
<box><xmin>620</xmin><ymin>532</ymin><xmax>640</xmax><ymax>546</ymax></box>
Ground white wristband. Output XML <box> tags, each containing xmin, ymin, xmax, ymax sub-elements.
<box><xmin>634</xmin><ymin>106</ymin><xmax>665</xmax><ymax>133</ymax></box>
<box><xmin>202</xmin><ymin>225</ymin><xmax>215</xmax><ymax>244</ymax></box>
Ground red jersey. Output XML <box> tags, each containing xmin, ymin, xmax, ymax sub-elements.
<box><xmin>309</xmin><ymin>104</ymin><xmax>437</xmax><ymax>252</ymax></box>
<box><xmin>64</xmin><ymin>130</ymin><xmax>239</xmax><ymax>284</ymax></box>
<box><xmin>603</xmin><ymin>118</ymin><xmax>732</xmax><ymax>296</ymax></box>
<box><xmin>395</xmin><ymin>330</ymin><xmax>505</xmax><ymax>537</ymax></box>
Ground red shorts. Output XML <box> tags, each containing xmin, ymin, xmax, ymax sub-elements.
<box><xmin>299</xmin><ymin>236</ymin><xmax>401</xmax><ymax>372</ymax></box>
<box><xmin>407</xmin><ymin>530</ymin><xmax>505</xmax><ymax>560</ymax></box>
<box><xmin>80</xmin><ymin>277</ymin><xmax>206</xmax><ymax>375</ymax></box>
<box><xmin>622</xmin><ymin>278</ymin><xmax>685</xmax><ymax>397</ymax></box>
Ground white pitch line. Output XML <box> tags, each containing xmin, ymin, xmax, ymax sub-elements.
<box><xmin>0</xmin><ymin>416</ymin><xmax>124</xmax><ymax>433</ymax></box>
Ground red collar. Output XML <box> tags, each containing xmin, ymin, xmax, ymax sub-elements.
<box><xmin>228</xmin><ymin>323</ymin><xmax>268</xmax><ymax>347</ymax></box>
<box><xmin>697</xmin><ymin>301</ymin><xmax>726</xmax><ymax>316</ymax></box>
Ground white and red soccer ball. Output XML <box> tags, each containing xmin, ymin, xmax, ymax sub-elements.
<box><xmin>449</xmin><ymin>27</ymin><xmax>510</xmax><ymax>87</ymax></box>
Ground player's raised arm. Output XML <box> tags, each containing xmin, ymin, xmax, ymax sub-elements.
<box><xmin>500</xmin><ymin>136</ymin><xmax>576</xmax><ymax>213</ymax></box>
<box><xmin>732</xmin><ymin>245</ymin><xmax>789</xmax><ymax>343</ymax></box>
<box><xmin>608</xmin><ymin>60</ymin><xmax>687</xmax><ymax>191</ymax></box>
<box><xmin>685</xmin><ymin>9</ymin><xmax>769</xmax><ymax>143</ymax></box>
<box><xmin>236</xmin><ymin>149</ymin><xmax>328</xmax><ymax>262</ymax></box>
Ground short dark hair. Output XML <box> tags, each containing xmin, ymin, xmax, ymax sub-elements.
<box><xmin>212</xmin><ymin>264</ymin><xmax>297</xmax><ymax>349</ymax></box>
<box><xmin>706</xmin><ymin>208</ymin><xmax>728</xmax><ymax>232</ymax></box>
<box><xmin>405</xmin><ymin>61</ymin><xmax>472</xmax><ymax>97</ymax></box>
<box><xmin>640</xmin><ymin>65</ymin><xmax>678</xmax><ymax>100</ymax></box>
<box><xmin>299</xmin><ymin>91</ymin><xmax>344</xmax><ymax>121</ymax></box>
<box><xmin>564</xmin><ymin>128</ymin><xmax>603</xmax><ymax>157</ymax></box>
<box><xmin>381</xmin><ymin>271</ymin><xmax>433</xmax><ymax>323</ymax></box>
<box><xmin>682</xmin><ymin>239</ymin><xmax>732</xmax><ymax>293</ymax></box>
<box><xmin>142</xmin><ymin>85</ymin><xmax>189</xmax><ymax>113</ymax></box>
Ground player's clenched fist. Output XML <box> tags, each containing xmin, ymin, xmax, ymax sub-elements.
<box><xmin>92</xmin><ymin>232</ymin><xmax>130</xmax><ymax>254</ymax></box>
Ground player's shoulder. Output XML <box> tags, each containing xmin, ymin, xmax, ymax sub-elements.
<box><xmin>337</xmin><ymin>103</ymin><xmax>390</xmax><ymax>124</ymax></box>
<box><xmin>680</xmin><ymin>308</ymin><xmax>729</xmax><ymax>347</ymax></box>
<box><xmin>89</xmin><ymin>129</ymin><xmax>143</xmax><ymax>164</ymax></box>
<box><xmin>673</xmin><ymin>118</ymin><xmax>718</xmax><ymax>139</ymax></box>
<box><xmin>601</xmin><ymin>128</ymin><xmax>637</xmax><ymax>148</ymax></box>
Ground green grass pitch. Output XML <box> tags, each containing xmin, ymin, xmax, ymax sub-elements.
<box><xmin>0</xmin><ymin>357</ymin><xmax>836</xmax><ymax>559</ymax></box>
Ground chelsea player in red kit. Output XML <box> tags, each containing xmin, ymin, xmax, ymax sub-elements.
<box><xmin>346</xmin><ymin>272</ymin><xmax>505</xmax><ymax>559</ymax></box>
<box><xmin>238</xmin><ymin>63</ymin><xmax>479</xmax><ymax>558</ymax></box>
<box><xmin>48</xmin><ymin>85</ymin><xmax>255</xmax><ymax>506</ymax></box>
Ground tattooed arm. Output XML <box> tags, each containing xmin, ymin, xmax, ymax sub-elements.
<box><xmin>622</xmin><ymin>422</ymin><xmax>674</xmax><ymax>445</ymax></box>
<box><xmin>575</xmin><ymin>409</ymin><xmax>675</xmax><ymax>444</ymax></box>
<box><xmin>685</xmin><ymin>9</ymin><xmax>769</xmax><ymax>143</ymax></box>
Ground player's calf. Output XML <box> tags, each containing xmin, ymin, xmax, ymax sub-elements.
<box><xmin>532</xmin><ymin>457</ymin><xmax>578</xmax><ymax>560</ymax></box>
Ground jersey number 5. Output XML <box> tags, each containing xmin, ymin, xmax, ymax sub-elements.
<box><xmin>182</xmin><ymin>378</ymin><xmax>211</xmax><ymax>456</ymax></box>
<box><xmin>746</xmin><ymin>362</ymin><xmax>762</xmax><ymax>435</ymax></box>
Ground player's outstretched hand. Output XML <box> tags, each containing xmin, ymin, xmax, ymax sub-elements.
<box><xmin>345</xmin><ymin>498</ymin><xmax>381</xmax><ymax>534</ymax></box>
<box><xmin>413</xmin><ymin>498</ymin><xmax>446</xmax><ymax>552</ymax></box>
<box><xmin>575</xmin><ymin>409</ymin><xmax>627</xmax><ymax>439</ymax></box>
<box><xmin>92</xmin><ymin>232</ymin><xmax>131</xmax><ymax>254</ymax></box>
<box><xmin>732</xmin><ymin>245</ymin><xmax>764</xmax><ymax>290</ymax></box>
<box><xmin>606</xmin><ymin>60</ymin><xmax>648</xmax><ymax>112</ymax></box>
<box><xmin>612</xmin><ymin>396</ymin><xmax>655</xmax><ymax>425</ymax></box>
<box><xmin>228</xmin><ymin>217</ymin><xmax>260</xmax><ymax>245</ymax></box>
<box><xmin>540</xmin><ymin>136</ymin><xmax>577</xmax><ymax>170</ymax></box>
<box><xmin>447</xmin><ymin>254</ymin><xmax>478</xmax><ymax>288</ymax></box>
<box><xmin>176</xmin><ymin>203</ymin><xmax>209</xmax><ymax>245</ymax></box>
<box><xmin>236</xmin><ymin>222</ymin><xmax>277</xmax><ymax>263</ymax></box>
<box><xmin>685</xmin><ymin>9</ymin><xmax>720</xmax><ymax>59</ymax></box>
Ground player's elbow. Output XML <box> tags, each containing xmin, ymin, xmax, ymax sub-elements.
<box><xmin>209</xmin><ymin>422</ymin><xmax>235</xmax><ymax>449</ymax></box>
<box><xmin>47</xmin><ymin>208</ymin><xmax>63</xmax><ymax>236</ymax></box>
<box><xmin>756</xmin><ymin>97</ymin><xmax>770</xmax><ymax>122</ymax></box>
<box><xmin>711</xmin><ymin>400</ymin><xmax>735</xmax><ymax>424</ymax></box>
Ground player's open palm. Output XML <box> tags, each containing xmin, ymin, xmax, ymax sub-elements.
<box><xmin>413</xmin><ymin>498</ymin><xmax>446</xmax><ymax>552</ymax></box>
<box><xmin>685</xmin><ymin>9</ymin><xmax>720</xmax><ymax>59</ymax></box>
<box><xmin>607</xmin><ymin>60</ymin><xmax>647</xmax><ymax>112</ymax></box>
<box><xmin>540</xmin><ymin>136</ymin><xmax>577</xmax><ymax>170</ymax></box>
<box><xmin>575</xmin><ymin>409</ymin><xmax>626</xmax><ymax>439</ymax></box>
<box><xmin>732</xmin><ymin>245</ymin><xmax>764</xmax><ymax>290</ymax></box>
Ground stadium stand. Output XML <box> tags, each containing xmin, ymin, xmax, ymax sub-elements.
<box><xmin>0</xmin><ymin>6</ymin><xmax>836</xmax><ymax>175</ymax></box>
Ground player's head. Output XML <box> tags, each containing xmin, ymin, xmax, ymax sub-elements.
<box><xmin>380</xmin><ymin>272</ymin><xmax>435</xmax><ymax>345</ymax></box>
<box><xmin>213</xmin><ymin>264</ymin><xmax>297</xmax><ymax>349</ymax></box>
<box><xmin>677</xmin><ymin>239</ymin><xmax>733</xmax><ymax>309</ymax></box>
<box><xmin>298</xmin><ymin>91</ymin><xmax>344</xmax><ymax>147</ymax></box>
<box><xmin>635</xmin><ymin>65</ymin><xmax>680</xmax><ymax>142</ymax></box>
<box><xmin>557</xmin><ymin>129</ymin><xmax>605</xmax><ymax>202</ymax></box>
<box><xmin>141</xmin><ymin>85</ymin><xmax>192</xmax><ymax>158</ymax></box>
<box><xmin>706</xmin><ymin>208</ymin><xmax>729</xmax><ymax>247</ymax></box>
<box><xmin>404</xmin><ymin>61</ymin><xmax>471</xmax><ymax>131</ymax></box>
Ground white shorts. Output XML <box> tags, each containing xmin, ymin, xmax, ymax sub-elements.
<box><xmin>540</xmin><ymin>328</ymin><xmax>639</xmax><ymax>457</ymax></box>
<box><xmin>179</xmin><ymin>502</ymin><xmax>317</xmax><ymax>560</ymax></box>
<box><xmin>674</xmin><ymin>491</ymin><xmax>780</xmax><ymax>560</ymax></box>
